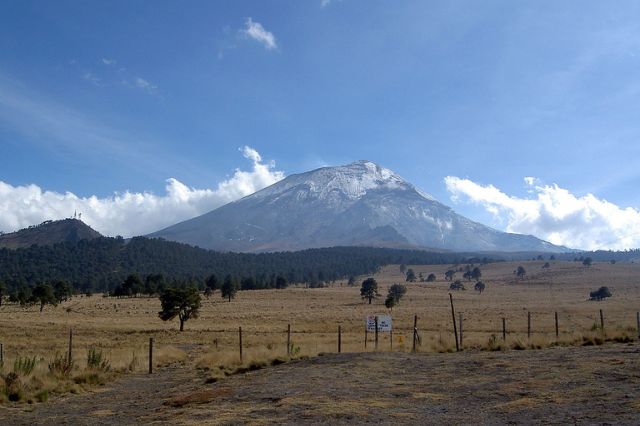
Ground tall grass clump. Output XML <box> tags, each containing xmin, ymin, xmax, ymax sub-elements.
<box><xmin>13</xmin><ymin>357</ymin><xmax>37</xmax><ymax>376</ymax></box>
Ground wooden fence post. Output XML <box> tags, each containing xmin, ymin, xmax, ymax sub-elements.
<box><xmin>148</xmin><ymin>337</ymin><xmax>153</xmax><ymax>374</ymax></box>
<box><xmin>527</xmin><ymin>311</ymin><xmax>531</xmax><ymax>339</ymax></box>
<box><xmin>637</xmin><ymin>312</ymin><xmax>640</xmax><ymax>340</ymax></box>
<box><xmin>239</xmin><ymin>326</ymin><xmax>243</xmax><ymax>363</ymax></box>
<box><xmin>338</xmin><ymin>325</ymin><xmax>342</xmax><ymax>353</ymax></box>
<box><xmin>364</xmin><ymin>327</ymin><xmax>368</xmax><ymax>349</ymax></box>
<box><xmin>459</xmin><ymin>313</ymin><xmax>463</xmax><ymax>349</ymax></box>
<box><xmin>599</xmin><ymin>309</ymin><xmax>604</xmax><ymax>334</ymax></box>
<box><xmin>412</xmin><ymin>315</ymin><xmax>418</xmax><ymax>353</ymax></box>
<box><xmin>390</xmin><ymin>329</ymin><xmax>393</xmax><ymax>351</ymax></box>
<box><xmin>502</xmin><ymin>317</ymin><xmax>506</xmax><ymax>341</ymax></box>
<box><xmin>374</xmin><ymin>316</ymin><xmax>379</xmax><ymax>350</ymax></box>
<box><xmin>555</xmin><ymin>311</ymin><xmax>559</xmax><ymax>340</ymax></box>
<box><xmin>287</xmin><ymin>324</ymin><xmax>291</xmax><ymax>356</ymax></box>
<box><xmin>68</xmin><ymin>329</ymin><xmax>73</xmax><ymax>364</ymax></box>
<box><xmin>449</xmin><ymin>294</ymin><xmax>459</xmax><ymax>352</ymax></box>
<box><xmin>0</xmin><ymin>342</ymin><xmax>3</xmax><ymax>366</ymax></box>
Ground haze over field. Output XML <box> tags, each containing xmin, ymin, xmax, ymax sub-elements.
<box><xmin>2</xmin><ymin>2</ymin><xmax>640</xmax><ymax>250</ymax></box>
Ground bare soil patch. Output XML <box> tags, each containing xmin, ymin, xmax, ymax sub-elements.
<box><xmin>2</xmin><ymin>343</ymin><xmax>639</xmax><ymax>425</ymax></box>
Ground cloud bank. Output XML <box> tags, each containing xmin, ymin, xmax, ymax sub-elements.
<box><xmin>0</xmin><ymin>147</ymin><xmax>284</xmax><ymax>238</ymax></box>
<box><xmin>445</xmin><ymin>176</ymin><xmax>640</xmax><ymax>250</ymax></box>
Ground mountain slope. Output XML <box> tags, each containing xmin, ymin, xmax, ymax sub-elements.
<box><xmin>0</xmin><ymin>219</ymin><xmax>102</xmax><ymax>249</ymax></box>
<box><xmin>149</xmin><ymin>161</ymin><xmax>566</xmax><ymax>253</ymax></box>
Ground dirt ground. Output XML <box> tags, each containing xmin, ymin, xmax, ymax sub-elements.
<box><xmin>2</xmin><ymin>342</ymin><xmax>639</xmax><ymax>425</ymax></box>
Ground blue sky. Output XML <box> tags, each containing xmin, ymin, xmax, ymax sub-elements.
<box><xmin>2</xmin><ymin>1</ymin><xmax>640</xmax><ymax>249</ymax></box>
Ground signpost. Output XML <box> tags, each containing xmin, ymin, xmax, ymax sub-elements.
<box><xmin>366</xmin><ymin>315</ymin><xmax>392</xmax><ymax>332</ymax></box>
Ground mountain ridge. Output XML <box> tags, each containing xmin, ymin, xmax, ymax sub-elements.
<box><xmin>0</xmin><ymin>218</ymin><xmax>102</xmax><ymax>249</ymax></box>
<box><xmin>149</xmin><ymin>161</ymin><xmax>567</xmax><ymax>253</ymax></box>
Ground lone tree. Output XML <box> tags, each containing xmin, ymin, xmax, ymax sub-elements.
<box><xmin>463</xmin><ymin>270</ymin><xmax>472</xmax><ymax>281</ymax></box>
<box><xmin>542</xmin><ymin>262</ymin><xmax>550</xmax><ymax>269</ymax></box>
<box><xmin>405</xmin><ymin>269</ymin><xmax>417</xmax><ymax>282</ymax></box>
<box><xmin>449</xmin><ymin>280</ymin><xmax>465</xmax><ymax>291</ymax></box>
<box><xmin>386</xmin><ymin>283</ymin><xmax>407</xmax><ymax>309</ymax></box>
<box><xmin>31</xmin><ymin>283</ymin><xmax>57</xmax><ymax>312</ymax></box>
<box><xmin>582</xmin><ymin>257</ymin><xmax>593</xmax><ymax>267</ymax></box>
<box><xmin>426</xmin><ymin>273</ymin><xmax>436</xmax><ymax>282</ymax></box>
<box><xmin>589</xmin><ymin>286</ymin><xmax>612</xmax><ymax>301</ymax></box>
<box><xmin>158</xmin><ymin>286</ymin><xmax>202</xmax><ymax>331</ymax></box>
<box><xmin>474</xmin><ymin>281</ymin><xmax>485</xmax><ymax>293</ymax></box>
<box><xmin>221</xmin><ymin>275</ymin><xmax>239</xmax><ymax>302</ymax></box>
<box><xmin>360</xmin><ymin>278</ymin><xmax>379</xmax><ymax>304</ymax></box>
<box><xmin>348</xmin><ymin>276</ymin><xmax>357</xmax><ymax>287</ymax></box>
<box><xmin>515</xmin><ymin>266</ymin><xmax>526</xmax><ymax>279</ymax></box>
<box><xmin>444</xmin><ymin>269</ymin><xmax>456</xmax><ymax>281</ymax></box>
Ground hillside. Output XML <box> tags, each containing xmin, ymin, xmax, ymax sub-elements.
<box><xmin>0</xmin><ymin>219</ymin><xmax>102</xmax><ymax>249</ymax></box>
<box><xmin>0</xmin><ymin>236</ymin><xmax>494</xmax><ymax>293</ymax></box>
<box><xmin>149</xmin><ymin>161</ymin><xmax>566</xmax><ymax>253</ymax></box>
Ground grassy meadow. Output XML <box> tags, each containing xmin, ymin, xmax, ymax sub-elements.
<box><xmin>1</xmin><ymin>260</ymin><xmax>639</xmax><ymax>402</ymax></box>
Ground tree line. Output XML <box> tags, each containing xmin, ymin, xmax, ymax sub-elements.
<box><xmin>0</xmin><ymin>236</ymin><xmax>497</xmax><ymax>295</ymax></box>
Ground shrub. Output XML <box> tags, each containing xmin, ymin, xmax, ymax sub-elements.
<box><xmin>589</xmin><ymin>286</ymin><xmax>612</xmax><ymax>301</ymax></box>
<box><xmin>87</xmin><ymin>348</ymin><xmax>110</xmax><ymax>372</ymax></box>
<box><xmin>449</xmin><ymin>280</ymin><xmax>465</xmax><ymax>291</ymax></box>
<box><xmin>48</xmin><ymin>353</ymin><xmax>74</xmax><ymax>377</ymax></box>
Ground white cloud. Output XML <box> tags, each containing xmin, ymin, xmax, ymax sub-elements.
<box><xmin>320</xmin><ymin>0</ymin><xmax>342</xmax><ymax>8</ymax></box>
<box><xmin>83</xmin><ymin>72</ymin><xmax>102</xmax><ymax>86</ymax></box>
<box><xmin>242</xmin><ymin>18</ymin><xmax>278</xmax><ymax>50</ymax></box>
<box><xmin>101</xmin><ymin>58</ymin><xmax>116</xmax><ymax>65</ymax></box>
<box><xmin>133</xmin><ymin>77</ymin><xmax>159</xmax><ymax>95</ymax></box>
<box><xmin>0</xmin><ymin>147</ymin><xmax>285</xmax><ymax>238</ymax></box>
<box><xmin>444</xmin><ymin>176</ymin><xmax>640</xmax><ymax>250</ymax></box>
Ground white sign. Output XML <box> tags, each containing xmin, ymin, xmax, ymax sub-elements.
<box><xmin>366</xmin><ymin>315</ymin><xmax>392</xmax><ymax>332</ymax></box>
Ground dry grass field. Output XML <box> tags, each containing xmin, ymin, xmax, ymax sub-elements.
<box><xmin>0</xmin><ymin>260</ymin><xmax>639</xmax><ymax>414</ymax></box>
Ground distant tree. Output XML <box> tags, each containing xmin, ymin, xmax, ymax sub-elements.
<box><xmin>536</xmin><ymin>255</ymin><xmax>544</xmax><ymax>260</ymax></box>
<box><xmin>589</xmin><ymin>286</ymin><xmax>612</xmax><ymax>301</ymax></box>
<box><xmin>158</xmin><ymin>286</ymin><xmax>201</xmax><ymax>331</ymax></box>
<box><xmin>426</xmin><ymin>273</ymin><xmax>436</xmax><ymax>282</ymax></box>
<box><xmin>549</xmin><ymin>255</ymin><xmax>556</xmax><ymax>261</ymax></box>
<box><xmin>53</xmin><ymin>280</ymin><xmax>73</xmax><ymax>303</ymax></box>
<box><xmin>122</xmin><ymin>274</ymin><xmax>143</xmax><ymax>297</ymax></box>
<box><xmin>582</xmin><ymin>257</ymin><xmax>593</xmax><ymax>267</ymax></box>
<box><xmin>515</xmin><ymin>266</ymin><xmax>526</xmax><ymax>279</ymax></box>
<box><xmin>542</xmin><ymin>262</ymin><xmax>550</xmax><ymax>269</ymax></box>
<box><xmin>203</xmin><ymin>287</ymin><xmax>213</xmax><ymax>298</ymax></box>
<box><xmin>205</xmin><ymin>274</ymin><xmax>219</xmax><ymax>294</ymax></box>
<box><xmin>474</xmin><ymin>281</ymin><xmax>485</xmax><ymax>293</ymax></box>
<box><xmin>0</xmin><ymin>280</ymin><xmax>5</xmax><ymax>307</ymax></box>
<box><xmin>449</xmin><ymin>280</ymin><xmax>465</xmax><ymax>291</ymax></box>
<box><xmin>31</xmin><ymin>283</ymin><xmax>57</xmax><ymax>312</ymax></box>
<box><xmin>221</xmin><ymin>275</ymin><xmax>239</xmax><ymax>302</ymax></box>
<box><xmin>610</xmin><ymin>259</ymin><xmax>616</xmax><ymax>264</ymax></box>
<box><xmin>145</xmin><ymin>274</ymin><xmax>165</xmax><ymax>296</ymax></box>
<box><xmin>275</xmin><ymin>276</ymin><xmax>288</xmax><ymax>289</ymax></box>
<box><xmin>405</xmin><ymin>269</ymin><xmax>417</xmax><ymax>282</ymax></box>
<box><xmin>360</xmin><ymin>278</ymin><xmax>379</xmax><ymax>304</ymax></box>
<box><xmin>386</xmin><ymin>283</ymin><xmax>407</xmax><ymax>307</ymax></box>
<box><xmin>463</xmin><ymin>270</ymin><xmax>472</xmax><ymax>281</ymax></box>
<box><xmin>471</xmin><ymin>267</ymin><xmax>482</xmax><ymax>281</ymax></box>
<box><xmin>418</xmin><ymin>272</ymin><xmax>424</xmax><ymax>282</ymax></box>
<box><xmin>399</xmin><ymin>264</ymin><xmax>407</xmax><ymax>275</ymax></box>
<box><xmin>444</xmin><ymin>269</ymin><xmax>456</xmax><ymax>281</ymax></box>
<box><xmin>385</xmin><ymin>294</ymin><xmax>396</xmax><ymax>311</ymax></box>
<box><xmin>10</xmin><ymin>287</ymin><xmax>32</xmax><ymax>306</ymax></box>
<box><xmin>347</xmin><ymin>276</ymin><xmax>357</xmax><ymax>287</ymax></box>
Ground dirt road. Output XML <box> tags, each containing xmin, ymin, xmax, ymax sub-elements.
<box><xmin>2</xmin><ymin>343</ymin><xmax>639</xmax><ymax>425</ymax></box>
